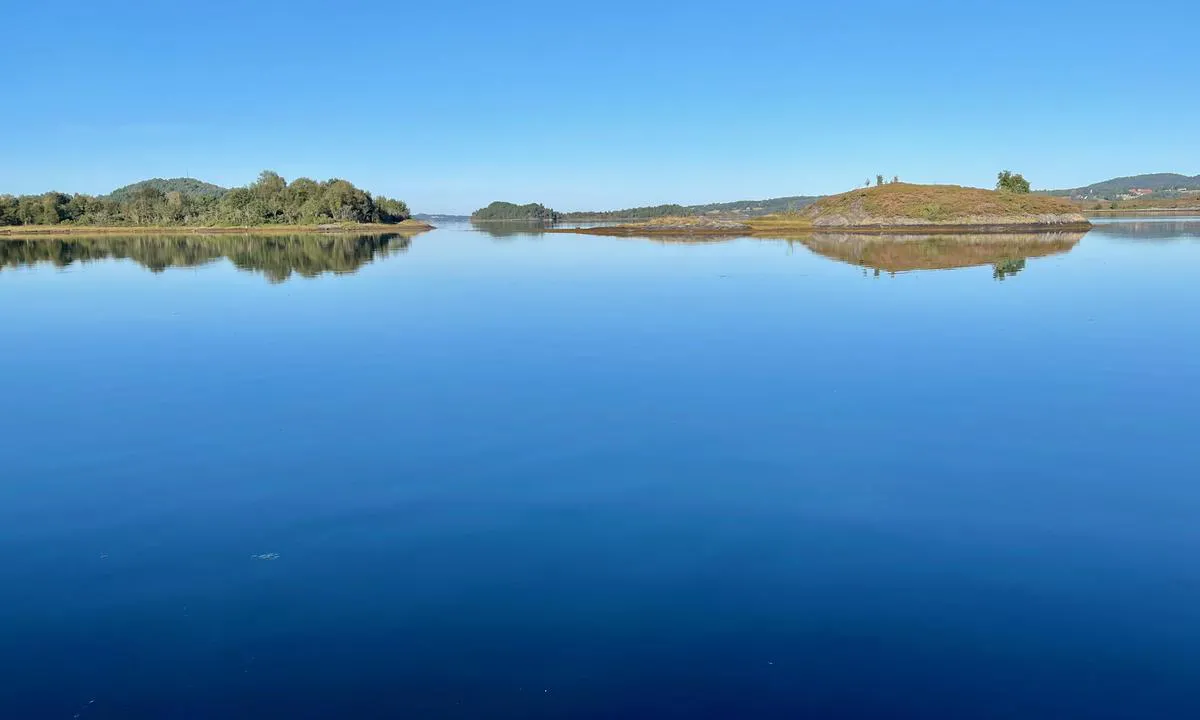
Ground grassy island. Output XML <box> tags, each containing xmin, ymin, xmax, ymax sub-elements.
<box><xmin>548</xmin><ymin>183</ymin><xmax>1091</xmax><ymax>238</ymax></box>
<box><xmin>801</xmin><ymin>183</ymin><xmax>1090</xmax><ymax>231</ymax></box>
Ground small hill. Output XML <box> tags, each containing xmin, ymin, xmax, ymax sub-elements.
<box><xmin>1046</xmin><ymin>173</ymin><xmax>1200</xmax><ymax>200</ymax></box>
<box><xmin>471</xmin><ymin>201</ymin><xmax>559</xmax><ymax>222</ymax></box>
<box><xmin>107</xmin><ymin>177</ymin><xmax>228</xmax><ymax>201</ymax></box>
<box><xmin>802</xmin><ymin>183</ymin><xmax>1089</xmax><ymax>230</ymax></box>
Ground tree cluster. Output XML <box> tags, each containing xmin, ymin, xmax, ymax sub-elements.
<box><xmin>0</xmin><ymin>171</ymin><xmax>411</xmax><ymax>227</ymax></box>
<box><xmin>868</xmin><ymin>176</ymin><xmax>902</xmax><ymax>187</ymax></box>
<box><xmin>471</xmin><ymin>201</ymin><xmax>560</xmax><ymax>222</ymax></box>
<box><xmin>996</xmin><ymin>170</ymin><xmax>1031</xmax><ymax>194</ymax></box>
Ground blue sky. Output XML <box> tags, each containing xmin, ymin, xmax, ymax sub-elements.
<box><xmin>2</xmin><ymin>0</ymin><xmax>1197</xmax><ymax>214</ymax></box>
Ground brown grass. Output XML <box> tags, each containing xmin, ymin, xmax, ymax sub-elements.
<box><xmin>546</xmin><ymin>215</ymin><xmax>815</xmax><ymax>238</ymax></box>
<box><xmin>804</xmin><ymin>183</ymin><xmax>1088</xmax><ymax>227</ymax></box>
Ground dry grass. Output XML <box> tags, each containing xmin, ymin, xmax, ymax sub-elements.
<box><xmin>547</xmin><ymin>215</ymin><xmax>815</xmax><ymax>238</ymax></box>
<box><xmin>805</xmin><ymin>183</ymin><xmax>1087</xmax><ymax>227</ymax></box>
<box><xmin>545</xmin><ymin>216</ymin><xmax>751</xmax><ymax>237</ymax></box>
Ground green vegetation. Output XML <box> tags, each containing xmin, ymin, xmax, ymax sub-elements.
<box><xmin>563</xmin><ymin>195</ymin><xmax>818</xmax><ymax>220</ymax></box>
<box><xmin>107</xmin><ymin>177</ymin><xmax>228</xmax><ymax>202</ymax></box>
<box><xmin>0</xmin><ymin>171</ymin><xmax>411</xmax><ymax>228</ymax></box>
<box><xmin>1044</xmin><ymin>172</ymin><xmax>1200</xmax><ymax>201</ymax></box>
<box><xmin>0</xmin><ymin>233</ymin><xmax>410</xmax><ymax>283</ymax></box>
<box><xmin>1078</xmin><ymin>195</ymin><xmax>1200</xmax><ymax>211</ymax></box>
<box><xmin>996</xmin><ymin>171</ymin><xmax>1031</xmax><ymax>194</ymax></box>
<box><xmin>471</xmin><ymin>201</ymin><xmax>560</xmax><ymax>222</ymax></box>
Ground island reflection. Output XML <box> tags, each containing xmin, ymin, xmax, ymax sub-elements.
<box><xmin>469</xmin><ymin>220</ymin><xmax>554</xmax><ymax>238</ymax></box>
<box><xmin>1086</xmin><ymin>219</ymin><xmax>1200</xmax><ymax>241</ymax></box>
<box><xmin>0</xmin><ymin>233</ymin><xmax>412</xmax><ymax>283</ymax></box>
<box><xmin>796</xmin><ymin>231</ymin><xmax>1084</xmax><ymax>279</ymax></box>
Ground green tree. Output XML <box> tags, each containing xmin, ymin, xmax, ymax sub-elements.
<box><xmin>876</xmin><ymin>174</ymin><xmax>884</xmax><ymax>187</ymax></box>
<box><xmin>996</xmin><ymin>170</ymin><xmax>1031</xmax><ymax>194</ymax></box>
<box><xmin>0</xmin><ymin>172</ymin><xmax>412</xmax><ymax>228</ymax></box>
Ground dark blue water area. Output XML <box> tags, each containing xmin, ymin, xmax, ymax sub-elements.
<box><xmin>2</xmin><ymin>220</ymin><xmax>1199</xmax><ymax>718</ymax></box>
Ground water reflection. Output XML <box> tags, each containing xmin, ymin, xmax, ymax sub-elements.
<box><xmin>797</xmin><ymin>231</ymin><xmax>1084</xmax><ymax>278</ymax></box>
<box><xmin>469</xmin><ymin>220</ymin><xmax>552</xmax><ymax>238</ymax></box>
<box><xmin>1087</xmin><ymin>218</ymin><xmax>1200</xmax><ymax>240</ymax></box>
<box><xmin>0</xmin><ymin>233</ymin><xmax>412</xmax><ymax>283</ymax></box>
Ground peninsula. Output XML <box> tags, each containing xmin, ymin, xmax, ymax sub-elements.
<box><xmin>0</xmin><ymin>172</ymin><xmax>432</xmax><ymax>235</ymax></box>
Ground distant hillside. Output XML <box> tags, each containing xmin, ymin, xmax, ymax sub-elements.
<box><xmin>1045</xmin><ymin>173</ymin><xmax>1200</xmax><ymax>201</ymax></box>
<box><xmin>471</xmin><ymin>202</ymin><xmax>560</xmax><ymax>222</ymax></box>
<box><xmin>564</xmin><ymin>195</ymin><xmax>818</xmax><ymax>220</ymax></box>
<box><xmin>107</xmin><ymin>177</ymin><xmax>228</xmax><ymax>201</ymax></box>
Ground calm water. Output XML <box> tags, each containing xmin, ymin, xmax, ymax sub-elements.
<box><xmin>2</xmin><ymin>219</ymin><xmax>1199</xmax><ymax>719</ymax></box>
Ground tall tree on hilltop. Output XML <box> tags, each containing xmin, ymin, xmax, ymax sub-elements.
<box><xmin>996</xmin><ymin>170</ymin><xmax>1031</xmax><ymax>194</ymax></box>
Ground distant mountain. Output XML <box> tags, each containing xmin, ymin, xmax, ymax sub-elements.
<box><xmin>1045</xmin><ymin>173</ymin><xmax>1200</xmax><ymax>200</ymax></box>
<box><xmin>107</xmin><ymin>177</ymin><xmax>228</xmax><ymax>201</ymax></box>
<box><xmin>564</xmin><ymin>195</ymin><xmax>819</xmax><ymax>220</ymax></box>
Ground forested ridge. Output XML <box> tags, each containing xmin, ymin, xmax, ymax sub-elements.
<box><xmin>0</xmin><ymin>172</ymin><xmax>411</xmax><ymax>227</ymax></box>
<box><xmin>107</xmin><ymin>178</ymin><xmax>228</xmax><ymax>202</ymax></box>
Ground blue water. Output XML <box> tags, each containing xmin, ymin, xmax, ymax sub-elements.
<box><xmin>2</xmin><ymin>220</ymin><xmax>1199</xmax><ymax>719</ymax></box>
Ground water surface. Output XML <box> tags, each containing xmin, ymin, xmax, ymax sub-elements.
<box><xmin>2</xmin><ymin>220</ymin><xmax>1199</xmax><ymax>718</ymax></box>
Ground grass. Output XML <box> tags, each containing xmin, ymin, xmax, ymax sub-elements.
<box><xmin>546</xmin><ymin>215</ymin><xmax>816</xmax><ymax>238</ymax></box>
<box><xmin>806</xmin><ymin>183</ymin><xmax>1087</xmax><ymax>226</ymax></box>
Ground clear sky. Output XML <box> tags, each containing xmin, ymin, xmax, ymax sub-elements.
<box><xmin>2</xmin><ymin>0</ymin><xmax>1197</xmax><ymax>214</ymax></box>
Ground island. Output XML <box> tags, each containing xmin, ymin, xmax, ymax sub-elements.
<box><xmin>471</xmin><ymin>201</ymin><xmax>560</xmax><ymax>222</ymax></box>
<box><xmin>0</xmin><ymin>172</ymin><xmax>433</xmax><ymax>235</ymax></box>
<box><xmin>548</xmin><ymin>180</ymin><xmax>1091</xmax><ymax>237</ymax></box>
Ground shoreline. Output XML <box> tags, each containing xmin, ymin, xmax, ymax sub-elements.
<box><xmin>1082</xmin><ymin>207</ymin><xmax>1200</xmax><ymax>214</ymax></box>
<box><xmin>546</xmin><ymin>220</ymin><xmax>1093</xmax><ymax>239</ymax></box>
<box><xmin>0</xmin><ymin>220</ymin><xmax>435</xmax><ymax>237</ymax></box>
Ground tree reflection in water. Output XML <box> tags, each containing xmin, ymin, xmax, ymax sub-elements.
<box><xmin>0</xmin><ymin>233</ymin><xmax>413</xmax><ymax>283</ymax></box>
